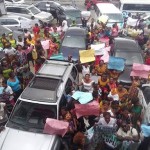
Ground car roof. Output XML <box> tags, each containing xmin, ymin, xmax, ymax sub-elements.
<box><xmin>35</xmin><ymin>1</ymin><xmax>61</xmax><ymax>6</ymax></box>
<box><xmin>21</xmin><ymin>60</ymin><xmax>74</xmax><ymax>104</ymax></box>
<box><xmin>6</xmin><ymin>4</ymin><xmax>35</xmax><ymax>8</ymax></box>
<box><xmin>114</xmin><ymin>37</ymin><xmax>140</xmax><ymax>52</ymax></box>
<box><xmin>65</xmin><ymin>27</ymin><xmax>87</xmax><ymax>36</ymax></box>
<box><xmin>61</xmin><ymin>4</ymin><xmax>79</xmax><ymax>11</ymax></box>
<box><xmin>96</xmin><ymin>3</ymin><xmax>121</xmax><ymax>14</ymax></box>
<box><xmin>120</xmin><ymin>0</ymin><xmax>150</xmax><ymax>4</ymax></box>
<box><xmin>0</xmin><ymin>14</ymin><xmax>30</xmax><ymax>20</ymax></box>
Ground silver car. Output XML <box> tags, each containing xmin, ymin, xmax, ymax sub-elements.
<box><xmin>6</xmin><ymin>4</ymin><xmax>53</xmax><ymax>24</ymax></box>
<box><xmin>0</xmin><ymin>14</ymin><xmax>34</xmax><ymax>31</ymax></box>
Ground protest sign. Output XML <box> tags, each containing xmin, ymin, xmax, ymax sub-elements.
<box><xmin>91</xmin><ymin>43</ymin><xmax>105</xmax><ymax>56</ymax></box>
<box><xmin>72</xmin><ymin>91</ymin><xmax>93</xmax><ymax>104</ymax></box>
<box><xmin>101</xmin><ymin>51</ymin><xmax>109</xmax><ymax>63</ymax></box>
<box><xmin>108</xmin><ymin>56</ymin><xmax>125</xmax><ymax>71</ymax></box>
<box><xmin>75</xmin><ymin>101</ymin><xmax>100</xmax><ymax>118</ymax></box>
<box><xmin>130</xmin><ymin>63</ymin><xmax>150</xmax><ymax>79</ymax></box>
<box><xmin>43</xmin><ymin>118</ymin><xmax>69</xmax><ymax>137</ymax></box>
<box><xmin>90</xmin><ymin>125</ymin><xmax>121</xmax><ymax>150</ymax></box>
<box><xmin>141</xmin><ymin>124</ymin><xmax>150</xmax><ymax>137</ymax></box>
<box><xmin>41</xmin><ymin>40</ymin><xmax>50</xmax><ymax>50</ymax></box>
<box><xmin>79</xmin><ymin>49</ymin><xmax>95</xmax><ymax>63</ymax></box>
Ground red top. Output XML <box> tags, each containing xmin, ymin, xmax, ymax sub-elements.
<box><xmin>33</xmin><ymin>26</ymin><xmax>40</xmax><ymax>34</ymax></box>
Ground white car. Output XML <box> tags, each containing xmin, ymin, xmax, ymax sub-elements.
<box><xmin>6</xmin><ymin>4</ymin><xmax>53</xmax><ymax>24</ymax></box>
<box><xmin>0</xmin><ymin>15</ymin><xmax>34</xmax><ymax>31</ymax></box>
<box><xmin>5</xmin><ymin>0</ymin><xmax>24</xmax><ymax>4</ymax></box>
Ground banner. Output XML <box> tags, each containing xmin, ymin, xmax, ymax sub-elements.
<box><xmin>43</xmin><ymin>118</ymin><xmax>69</xmax><ymax>137</ymax></box>
<box><xmin>108</xmin><ymin>56</ymin><xmax>125</xmax><ymax>71</ymax></box>
<box><xmin>41</xmin><ymin>40</ymin><xmax>50</xmax><ymax>50</ymax></box>
<box><xmin>130</xmin><ymin>63</ymin><xmax>150</xmax><ymax>79</ymax></box>
<box><xmin>90</xmin><ymin>125</ymin><xmax>121</xmax><ymax>150</ymax></box>
<box><xmin>72</xmin><ymin>91</ymin><xmax>93</xmax><ymax>104</ymax></box>
<box><xmin>79</xmin><ymin>49</ymin><xmax>95</xmax><ymax>63</ymax></box>
<box><xmin>75</xmin><ymin>101</ymin><xmax>100</xmax><ymax>118</ymax></box>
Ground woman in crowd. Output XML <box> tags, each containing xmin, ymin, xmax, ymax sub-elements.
<box><xmin>7</xmin><ymin>72</ymin><xmax>22</xmax><ymax>102</ymax></box>
<box><xmin>77</xmin><ymin>73</ymin><xmax>94</xmax><ymax>93</ymax></box>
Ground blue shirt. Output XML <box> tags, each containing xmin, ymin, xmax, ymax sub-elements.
<box><xmin>7</xmin><ymin>76</ymin><xmax>21</xmax><ymax>92</ymax></box>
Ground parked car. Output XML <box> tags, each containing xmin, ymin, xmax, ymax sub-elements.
<box><xmin>60</xmin><ymin>27</ymin><xmax>87</xmax><ymax>61</ymax></box>
<box><xmin>5</xmin><ymin>0</ymin><xmax>24</xmax><ymax>4</ymax></box>
<box><xmin>114</xmin><ymin>50</ymin><xmax>144</xmax><ymax>86</ymax></box>
<box><xmin>34</xmin><ymin>1</ymin><xmax>61</xmax><ymax>19</ymax></box>
<box><xmin>0</xmin><ymin>60</ymin><xmax>79</xmax><ymax>150</ymax></box>
<box><xmin>112</xmin><ymin>37</ymin><xmax>143</xmax><ymax>86</ymax></box>
<box><xmin>0</xmin><ymin>15</ymin><xmax>33</xmax><ymax>31</ymax></box>
<box><xmin>35</xmin><ymin>2</ymin><xmax>81</xmax><ymax>26</ymax></box>
<box><xmin>112</xmin><ymin>37</ymin><xmax>142</xmax><ymax>54</ymax></box>
<box><xmin>6</xmin><ymin>4</ymin><xmax>53</xmax><ymax>24</ymax></box>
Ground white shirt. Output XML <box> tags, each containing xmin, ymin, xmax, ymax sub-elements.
<box><xmin>82</xmin><ymin>79</ymin><xmax>94</xmax><ymax>93</ymax></box>
<box><xmin>3</xmin><ymin>86</ymin><xmax>14</xmax><ymax>101</ymax></box>
<box><xmin>17</xmin><ymin>41</ymin><xmax>24</xmax><ymax>47</ymax></box>
<box><xmin>117</xmin><ymin>127</ymin><xmax>138</xmax><ymax>138</ymax></box>
<box><xmin>62</xmin><ymin>20</ymin><xmax>68</xmax><ymax>32</ymax></box>
<box><xmin>4</xmin><ymin>47</ymin><xmax>16</xmax><ymax>56</ymax></box>
<box><xmin>98</xmin><ymin>117</ymin><xmax>116</xmax><ymax>127</ymax></box>
<box><xmin>0</xmin><ymin>102</ymin><xmax>6</xmax><ymax>120</ymax></box>
<box><xmin>108</xmin><ymin>92</ymin><xmax>119</xmax><ymax>101</ymax></box>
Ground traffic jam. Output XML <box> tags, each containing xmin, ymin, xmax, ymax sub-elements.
<box><xmin>0</xmin><ymin>0</ymin><xmax>150</xmax><ymax>149</ymax></box>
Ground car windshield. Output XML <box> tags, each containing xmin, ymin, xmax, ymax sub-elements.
<box><xmin>28</xmin><ymin>6</ymin><xmax>41</xmax><ymax>15</ymax></box>
<box><xmin>65</xmin><ymin>10</ymin><xmax>81</xmax><ymax>18</ymax></box>
<box><xmin>104</xmin><ymin>13</ymin><xmax>123</xmax><ymax>23</ymax></box>
<box><xmin>115</xmin><ymin>40</ymin><xmax>139</xmax><ymax>51</ymax></box>
<box><xmin>123</xmin><ymin>4</ymin><xmax>150</xmax><ymax>11</ymax></box>
<box><xmin>7</xmin><ymin>100</ymin><xmax>57</xmax><ymax>133</ymax></box>
<box><xmin>115</xmin><ymin>51</ymin><xmax>143</xmax><ymax>65</ymax></box>
<box><xmin>62</xmin><ymin>36</ymin><xmax>85</xmax><ymax>48</ymax></box>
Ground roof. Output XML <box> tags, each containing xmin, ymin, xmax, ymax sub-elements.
<box><xmin>96</xmin><ymin>3</ymin><xmax>121</xmax><ymax>14</ymax></box>
<box><xmin>21</xmin><ymin>60</ymin><xmax>74</xmax><ymax>103</ymax></box>
<box><xmin>35</xmin><ymin>1</ymin><xmax>61</xmax><ymax>6</ymax></box>
<box><xmin>6</xmin><ymin>4</ymin><xmax>34</xmax><ymax>8</ymax></box>
<box><xmin>66</xmin><ymin>27</ymin><xmax>87</xmax><ymax>36</ymax></box>
<box><xmin>61</xmin><ymin>5</ymin><xmax>78</xmax><ymax>11</ymax></box>
<box><xmin>0</xmin><ymin>14</ymin><xmax>30</xmax><ymax>20</ymax></box>
<box><xmin>114</xmin><ymin>37</ymin><xmax>140</xmax><ymax>52</ymax></box>
<box><xmin>120</xmin><ymin>0</ymin><xmax>150</xmax><ymax>4</ymax></box>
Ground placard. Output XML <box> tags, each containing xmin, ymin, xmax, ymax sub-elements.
<box><xmin>79</xmin><ymin>49</ymin><xmax>95</xmax><ymax>63</ymax></box>
<box><xmin>108</xmin><ymin>56</ymin><xmax>125</xmax><ymax>71</ymax></box>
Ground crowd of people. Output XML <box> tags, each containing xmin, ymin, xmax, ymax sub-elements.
<box><xmin>0</xmin><ymin>10</ymin><xmax>150</xmax><ymax>150</ymax></box>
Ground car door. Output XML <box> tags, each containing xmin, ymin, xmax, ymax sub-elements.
<box><xmin>0</xmin><ymin>19</ymin><xmax>7</xmax><ymax>26</ymax></box>
<box><xmin>5</xmin><ymin>18</ymin><xmax>20</xmax><ymax>30</ymax></box>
